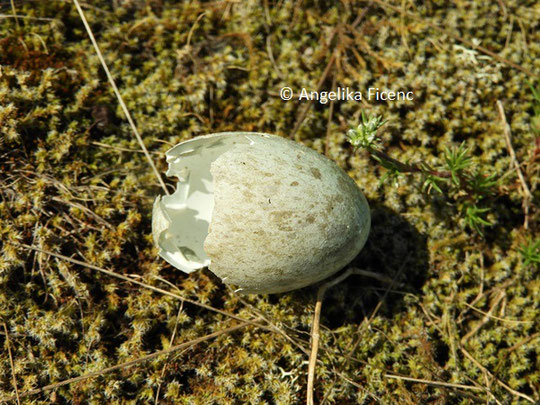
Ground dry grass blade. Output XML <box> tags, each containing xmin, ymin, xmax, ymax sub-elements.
<box><xmin>51</xmin><ymin>196</ymin><xmax>114</xmax><ymax>229</ymax></box>
<box><xmin>497</xmin><ymin>100</ymin><xmax>533</xmax><ymax>229</ymax></box>
<box><xmin>334</xmin><ymin>371</ymin><xmax>381</xmax><ymax>402</ymax></box>
<box><xmin>2</xmin><ymin>322</ymin><xmax>20</xmax><ymax>405</ymax></box>
<box><xmin>0</xmin><ymin>322</ymin><xmax>250</xmax><ymax>403</ymax></box>
<box><xmin>9</xmin><ymin>0</ymin><xmax>19</xmax><ymax>28</ymax></box>
<box><xmin>349</xmin><ymin>267</ymin><xmax>406</xmax><ymax>287</ymax></box>
<box><xmin>91</xmin><ymin>141</ymin><xmax>159</xmax><ymax>154</ymax></box>
<box><xmin>16</xmin><ymin>243</ymin><xmax>267</xmax><ymax>330</ymax></box>
<box><xmin>307</xmin><ymin>267</ymin><xmax>356</xmax><ymax>405</ymax></box>
<box><xmin>154</xmin><ymin>302</ymin><xmax>183</xmax><ymax>404</ymax></box>
<box><xmin>233</xmin><ymin>292</ymin><xmax>311</xmax><ymax>356</ymax></box>
<box><xmin>460</xmin><ymin>347</ymin><xmax>536</xmax><ymax>403</ymax></box>
<box><xmin>316</xmin><ymin>258</ymin><xmax>410</xmax><ymax>402</ymax></box>
<box><xmin>71</xmin><ymin>0</ymin><xmax>169</xmax><ymax>195</ymax></box>
<box><xmin>306</xmin><ymin>266</ymin><xmax>403</xmax><ymax>405</ymax></box>
<box><xmin>0</xmin><ymin>14</ymin><xmax>56</xmax><ymax>22</ymax></box>
<box><xmin>463</xmin><ymin>301</ymin><xmax>533</xmax><ymax>324</ymax></box>
<box><xmin>384</xmin><ymin>374</ymin><xmax>483</xmax><ymax>391</ymax></box>
<box><xmin>461</xmin><ymin>290</ymin><xmax>506</xmax><ymax>343</ymax></box>
<box><xmin>290</xmin><ymin>51</ymin><xmax>336</xmax><ymax>141</ymax></box>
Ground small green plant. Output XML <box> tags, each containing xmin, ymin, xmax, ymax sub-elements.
<box><xmin>519</xmin><ymin>239</ymin><xmax>540</xmax><ymax>267</ymax></box>
<box><xmin>347</xmin><ymin>112</ymin><xmax>499</xmax><ymax>234</ymax></box>
<box><xmin>346</xmin><ymin>112</ymin><xmax>387</xmax><ymax>149</ymax></box>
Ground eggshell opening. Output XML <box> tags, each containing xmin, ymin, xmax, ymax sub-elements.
<box><xmin>152</xmin><ymin>133</ymin><xmax>265</xmax><ymax>273</ymax></box>
<box><xmin>153</xmin><ymin>132</ymin><xmax>370</xmax><ymax>294</ymax></box>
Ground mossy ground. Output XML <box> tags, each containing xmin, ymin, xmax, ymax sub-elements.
<box><xmin>0</xmin><ymin>0</ymin><xmax>538</xmax><ymax>403</ymax></box>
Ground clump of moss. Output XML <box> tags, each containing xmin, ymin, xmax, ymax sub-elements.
<box><xmin>0</xmin><ymin>0</ymin><xmax>538</xmax><ymax>404</ymax></box>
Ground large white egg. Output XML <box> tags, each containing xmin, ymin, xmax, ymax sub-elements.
<box><xmin>152</xmin><ymin>132</ymin><xmax>370</xmax><ymax>294</ymax></box>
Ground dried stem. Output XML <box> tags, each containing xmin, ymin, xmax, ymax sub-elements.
<box><xmin>384</xmin><ymin>374</ymin><xmax>483</xmax><ymax>392</ymax></box>
<box><xmin>0</xmin><ymin>322</ymin><xmax>250</xmax><ymax>403</ymax></box>
<box><xmin>460</xmin><ymin>347</ymin><xmax>535</xmax><ymax>403</ymax></box>
<box><xmin>497</xmin><ymin>100</ymin><xmax>533</xmax><ymax>229</ymax></box>
<box><xmin>306</xmin><ymin>267</ymin><xmax>400</xmax><ymax>405</ymax></box>
<box><xmin>290</xmin><ymin>51</ymin><xmax>337</xmax><ymax>140</ymax></box>
<box><xmin>2</xmin><ymin>322</ymin><xmax>20</xmax><ymax>405</ymax></box>
<box><xmin>16</xmin><ymin>243</ymin><xmax>266</xmax><ymax>330</ymax></box>
<box><xmin>461</xmin><ymin>290</ymin><xmax>505</xmax><ymax>343</ymax></box>
<box><xmin>307</xmin><ymin>268</ymin><xmax>356</xmax><ymax>405</ymax></box>
<box><xmin>71</xmin><ymin>0</ymin><xmax>169</xmax><ymax>195</ymax></box>
<box><xmin>154</xmin><ymin>302</ymin><xmax>183</xmax><ymax>404</ymax></box>
<box><xmin>233</xmin><ymin>292</ymin><xmax>311</xmax><ymax>356</ymax></box>
<box><xmin>9</xmin><ymin>0</ymin><xmax>19</xmax><ymax>29</ymax></box>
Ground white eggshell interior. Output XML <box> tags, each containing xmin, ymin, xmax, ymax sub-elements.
<box><xmin>152</xmin><ymin>133</ymin><xmax>264</xmax><ymax>273</ymax></box>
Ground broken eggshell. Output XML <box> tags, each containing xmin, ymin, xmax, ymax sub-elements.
<box><xmin>152</xmin><ymin>132</ymin><xmax>370</xmax><ymax>294</ymax></box>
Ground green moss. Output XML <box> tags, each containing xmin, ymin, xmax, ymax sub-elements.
<box><xmin>0</xmin><ymin>0</ymin><xmax>538</xmax><ymax>404</ymax></box>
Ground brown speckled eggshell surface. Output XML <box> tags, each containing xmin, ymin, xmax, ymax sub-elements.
<box><xmin>204</xmin><ymin>134</ymin><xmax>370</xmax><ymax>294</ymax></box>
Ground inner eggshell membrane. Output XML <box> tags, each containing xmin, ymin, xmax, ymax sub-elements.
<box><xmin>152</xmin><ymin>134</ymin><xmax>260</xmax><ymax>273</ymax></box>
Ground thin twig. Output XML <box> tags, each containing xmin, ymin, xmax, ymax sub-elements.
<box><xmin>349</xmin><ymin>267</ymin><xmax>407</xmax><ymax>287</ymax></box>
<box><xmin>0</xmin><ymin>14</ymin><xmax>56</xmax><ymax>22</ymax></box>
<box><xmin>505</xmin><ymin>332</ymin><xmax>540</xmax><ymax>355</ymax></box>
<box><xmin>318</xmin><ymin>256</ymin><xmax>410</xmax><ymax>402</ymax></box>
<box><xmin>154</xmin><ymin>301</ymin><xmax>182</xmax><ymax>404</ymax></box>
<box><xmin>460</xmin><ymin>347</ymin><xmax>536</xmax><ymax>403</ymax></box>
<box><xmin>335</xmin><ymin>371</ymin><xmax>382</xmax><ymax>402</ymax></box>
<box><xmin>462</xmin><ymin>301</ymin><xmax>533</xmax><ymax>324</ymax></box>
<box><xmin>290</xmin><ymin>51</ymin><xmax>337</xmax><ymax>141</ymax></box>
<box><xmin>307</xmin><ymin>267</ymin><xmax>356</xmax><ymax>405</ymax></box>
<box><xmin>233</xmin><ymin>292</ymin><xmax>311</xmax><ymax>356</ymax></box>
<box><xmin>91</xmin><ymin>141</ymin><xmax>158</xmax><ymax>154</ymax></box>
<box><xmin>384</xmin><ymin>374</ymin><xmax>483</xmax><ymax>391</ymax></box>
<box><xmin>16</xmin><ymin>243</ymin><xmax>267</xmax><ymax>330</ymax></box>
<box><xmin>2</xmin><ymin>323</ymin><xmax>20</xmax><ymax>405</ymax></box>
<box><xmin>461</xmin><ymin>291</ymin><xmax>505</xmax><ymax>343</ymax></box>
<box><xmin>71</xmin><ymin>0</ymin><xmax>169</xmax><ymax>195</ymax></box>
<box><xmin>0</xmin><ymin>322</ymin><xmax>250</xmax><ymax>403</ymax></box>
<box><xmin>497</xmin><ymin>100</ymin><xmax>533</xmax><ymax>229</ymax></box>
<box><xmin>9</xmin><ymin>0</ymin><xmax>19</xmax><ymax>28</ymax></box>
<box><xmin>496</xmin><ymin>0</ymin><xmax>507</xmax><ymax>18</ymax></box>
<box><xmin>306</xmin><ymin>266</ymin><xmax>398</xmax><ymax>405</ymax></box>
<box><xmin>51</xmin><ymin>196</ymin><xmax>114</xmax><ymax>229</ymax></box>
<box><xmin>266</xmin><ymin>34</ymin><xmax>284</xmax><ymax>80</ymax></box>
<box><xmin>186</xmin><ymin>12</ymin><xmax>206</xmax><ymax>47</ymax></box>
